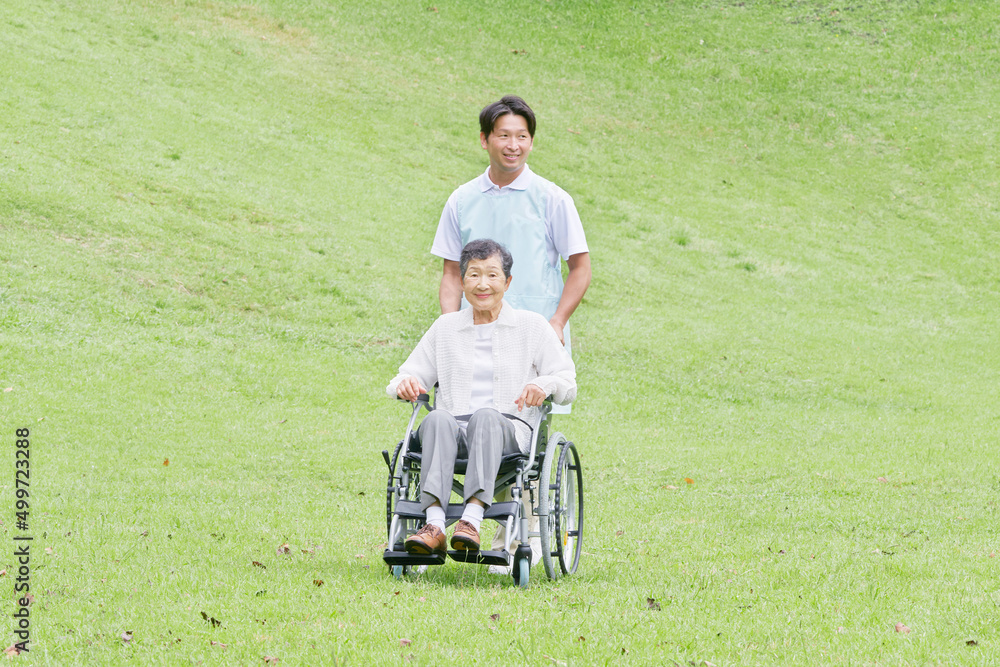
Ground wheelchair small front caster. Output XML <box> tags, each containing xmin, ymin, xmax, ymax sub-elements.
<box><xmin>512</xmin><ymin>544</ymin><xmax>532</xmax><ymax>588</ymax></box>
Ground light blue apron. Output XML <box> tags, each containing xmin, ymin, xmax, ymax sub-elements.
<box><xmin>454</xmin><ymin>175</ymin><xmax>573</xmax><ymax>412</ymax></box>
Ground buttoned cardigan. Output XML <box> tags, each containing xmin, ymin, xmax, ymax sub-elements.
<box><xmin>386</xmin><ymin>303</ymin><xmax>576</xmax><ymax>453</ymax></box>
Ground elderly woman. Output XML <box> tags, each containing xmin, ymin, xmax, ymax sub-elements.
<box><xmin>387</xmin><ymin>239</ymin><xmax>576</xmax><ymax>554</ymax></box>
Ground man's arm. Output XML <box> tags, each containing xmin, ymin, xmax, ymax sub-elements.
<box><xmin>549</xmin><ymin>252</ymin><xmax>591</xmax><ymax>344</ymax></box>
<box><xmin>439</xmin><ymin>259</ymin><xmax>463</xmax><ymax>314</ymax></box>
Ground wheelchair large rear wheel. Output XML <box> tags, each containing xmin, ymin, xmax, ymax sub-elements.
<box><xmin>385</xmin><ymin>440</ymin><xmax>420</xmax><ymax>548</ymax></box>
<box><xmin>386</xmin><ymin>440</ymin><xmax>403</xmax><ymax>537</ymax></box>
<box><xmin>538</xmin><ymin>434</ymin><xmax>584</xmax><ymax>579</ymax></box>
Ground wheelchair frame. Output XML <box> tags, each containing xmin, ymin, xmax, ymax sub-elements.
<box><xmin>381</xmin><ymin>393</ymin><xmax>584</xmax><ymax>587</ymax></box>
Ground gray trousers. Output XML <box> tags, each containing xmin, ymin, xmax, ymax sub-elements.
<box><xmin>415</xmin><ymin>408</ymin><xmax>519</xmax><ymax>511</ymax></box>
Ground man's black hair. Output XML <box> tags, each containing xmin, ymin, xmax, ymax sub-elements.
<box><xmin>479</xmin><ymin>95</ymin><xmax>537</xmax><ymax>138</ymax></box>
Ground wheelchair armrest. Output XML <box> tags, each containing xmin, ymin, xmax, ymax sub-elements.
<box><xmin>395</xmin><ymin>392</ymin><xmax>434</xmax><ymax>410</ymax></box>
<box><xmin>534</xmin><ymin>397</ymin><xmax>553</xmax><ymax>423</ymax></box>
<box><xmin>395</xmin><ymin>382</ymin><xmax>437</xmax><ymax>411</ymax></box>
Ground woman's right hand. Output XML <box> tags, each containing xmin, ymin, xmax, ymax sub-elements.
<box><xmin>515</xmin><ymin>383</ymin><xmax>547</xmax><ymax>411</ymax></box>
<box><xmin>396</xmin><ymin>376</ymin><xmax>427</xmax><ymax>402</ymax></box>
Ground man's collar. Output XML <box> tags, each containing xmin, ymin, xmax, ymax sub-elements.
<box><xmin>478</xmin><ymin>164</ymin><xmax>533</xmax><ymax>193</ymax></box>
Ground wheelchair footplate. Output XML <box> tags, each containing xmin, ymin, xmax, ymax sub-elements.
<box><xmin>382</xmin><ymin>549</ymin><xmax>511</xmax><ymax>567</ymax></box>
<box><xmin>384</xmin><ymin>500</ymin><xmax>519</xmax><ymax>568</ymax></box>
<box><xmin>382</xmin><ymin>550</ymin><xmax>447</xmax><ymax>566</ymax></box>
<box><xmin>447</xmin><ymin>549</ymin><xmax>511</xmax><ymax>566</ymax></box>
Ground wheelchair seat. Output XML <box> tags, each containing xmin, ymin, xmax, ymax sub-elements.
<box><xmin>402</xmin><ymin>450</ymin><xmax>529</xmax><ymax>476</ymax></box>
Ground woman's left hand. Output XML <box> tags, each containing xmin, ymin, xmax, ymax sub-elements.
<box><xmin>515</xmin><ymin>384</ymin><xmax>547</xmax><ymax>411</ymax></box>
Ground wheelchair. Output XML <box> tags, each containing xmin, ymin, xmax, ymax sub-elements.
<box><xmin>381</xmin><ymin>392</ymin><xmax>584</xmax><ymax>587</ymax></box>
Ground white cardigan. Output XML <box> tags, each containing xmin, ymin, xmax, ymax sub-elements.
<box><xmin>387</xmin><ymin>303</ymin><xmax>577</xmax><ymax>453</ymax></box>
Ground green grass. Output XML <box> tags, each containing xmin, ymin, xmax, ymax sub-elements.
<box><xmin>2</xmin><ymin>0</ymin><xmax>999</xmax><ymax>664</ymax></box>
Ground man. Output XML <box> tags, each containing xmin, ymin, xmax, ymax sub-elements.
<box><xmin>431</xmin><ymin>95</ymin><xmax>590</xmax><ymax>349</ymax></box>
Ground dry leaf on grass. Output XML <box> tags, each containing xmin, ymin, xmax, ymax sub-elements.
<box><xmin>894</xmin><ymin>622</ymin><xmax>911</xmax><ymax>634</ymax></box>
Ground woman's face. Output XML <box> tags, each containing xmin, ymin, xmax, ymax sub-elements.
<box><xmin>462</xmin><ymin>255</ymin><xmax>511</xmax><ymax>315</ymax></box>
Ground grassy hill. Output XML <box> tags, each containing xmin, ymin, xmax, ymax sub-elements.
<box><xmin>2</xmin><ymin>0</ymin><xmax>998</xmax><ymax>664</ymax></box>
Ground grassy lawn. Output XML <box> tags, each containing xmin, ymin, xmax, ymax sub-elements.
<box><xmin>2</xmin><ymin>0</ymin><xmax>998</xmax><ymax>664</ymax></box>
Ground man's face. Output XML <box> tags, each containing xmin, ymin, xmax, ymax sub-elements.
<box><xmin>480</xmin><ymin>113</ymin><xmax>533</xmax><ymax>182</ymax></box>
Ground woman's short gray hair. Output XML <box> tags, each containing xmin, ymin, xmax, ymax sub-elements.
<box><xmin>459</xmin><ymin>239</ymin><xmax>513</xmax><ymax>279</ymax></box>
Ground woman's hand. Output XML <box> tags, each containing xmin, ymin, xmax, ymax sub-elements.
<box><xmin>515</xmin><ymin>384</ymin><xmax>547</xmax><ymax>411</ymax></box>
<box><xmin>396</xmin><ymin>376</ymin><xmax>427</xmax><ymax>402</ymax></box>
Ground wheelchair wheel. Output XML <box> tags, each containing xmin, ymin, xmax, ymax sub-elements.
<box><xmin>385</xmin><ymin>440</ymin><xmax>420</xmax><ymax>548</ymax></box>
<box><xmin>386</xmin><ymin>440</ymin><xmax>403</xmax><ymax>537</ymax></box>
<box><xmin>539</xmin><ymin>434</ymin><xmax>583</xmax><ymax>579</ymax></box>
<box><xmin>513</xmin><ymin>555</ymin><xmax>530</xmax><ymax>588</ymax></box>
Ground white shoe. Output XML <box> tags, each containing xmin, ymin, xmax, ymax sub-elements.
<box><xmin>488</xmin><ymin>563</ymin><xmax>511</xmax><ymax>575</ymax></box>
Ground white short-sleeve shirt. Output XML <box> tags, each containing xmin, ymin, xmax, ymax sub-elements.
<box><xmin>431</xmin><ymin>165</ymin><xmax>589</xmax><ymax>270</ymax></box>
